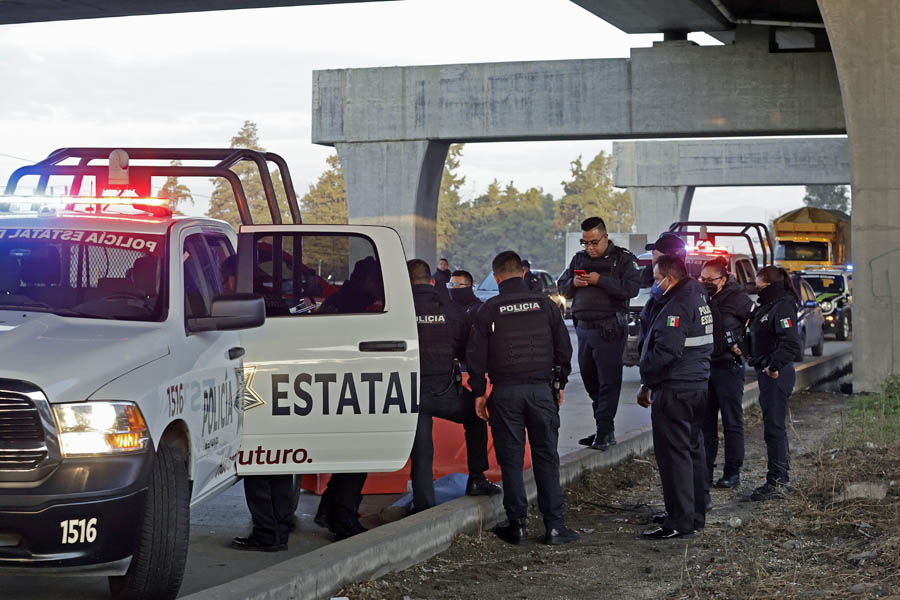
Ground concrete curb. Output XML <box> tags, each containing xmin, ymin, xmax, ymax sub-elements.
<box><xmin>182</xmin><ymin>349</ymin><xmax>851</xmax><ymax>600</ymax></box>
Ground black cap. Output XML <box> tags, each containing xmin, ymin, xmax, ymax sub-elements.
<box><xmin>645</xmin><ymin>232</ymin><xmax>686</xmax><ymax>255</ymax></box>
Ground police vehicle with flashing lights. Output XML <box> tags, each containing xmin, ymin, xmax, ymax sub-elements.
<box><xmin>0</xmin><ymin>149</ymin><xmax>419</xmax><ymax>600</ymax></box>
<box><xmin>799</xmin><ymin>268</ymin><xmax>852</xmax><ymax>341</ymax></box>
<box><xmin>622</xmin><ymin>222</ymin><xmax>773</xmax><ymax>367</ymax></box>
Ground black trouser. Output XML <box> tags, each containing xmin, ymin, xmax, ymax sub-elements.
<box><xmin>411</xmin><ymin>374</ymin><xmax>490</xmax><ymax>511</ymax></box>
<box><xmin>488</xmin><ymin>383</ymin><xmax>564</xmax><ymax>529</ymax></box>
<box><xmin>756</xmin><ymin>362</ymin><xmax>795</xmax><ymax>485</ymax></box>
<box><xmin>315</xmin><ymin>472</ymin><xmax>368</xmax><ymax>536</ymax></box>
<box><xmin>702</xmin><ymin>362</ymin><xmax>746</xmax><ymax>478</ymax></box>
<box><xmin>651</xmin><ymin>388</ymin><xmax>708</xmax><ymax>533</ymax></box>
<box><xmin>576</xmin><ymin>322</ymin><xmax>625</xmax><ymax>436</ymax></box>
<box><xmin>243</xmin><ymin>474</ymin><xmax>295</xmax><ymax>546</ymax></box>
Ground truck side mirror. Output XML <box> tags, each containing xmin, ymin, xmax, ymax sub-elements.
<box><xmin>187</xmin><ymin>294</ymin><xmax>265</xmax><ymax>333</ymax></box>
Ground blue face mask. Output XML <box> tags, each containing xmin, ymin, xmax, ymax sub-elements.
<box><xmin>650</xmin><ymin>281</ymin><xmax>664</xmax><ymax>301</ymax></box>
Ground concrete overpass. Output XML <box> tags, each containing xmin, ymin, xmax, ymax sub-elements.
<box><xmin>612</xmin><ymin>137</ymin><xmax>851</xmax><ymax>238</ymax></box>
<box><xmin>0</xmin><ymin>1</ymin><xmax>895</xmax><ymax>401</ymax></box>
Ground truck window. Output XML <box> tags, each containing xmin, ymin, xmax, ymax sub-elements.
<box><xmin>0</xmin><ymin>227</ymin><xmax>166</xmax><ymax>321</ymax></box>
<box><xmin>735</xmin><ymin>259</ymin><xmax>755</xmax><ymax>284</ymax></box>
<box><xmin>182</xmin><ymin>233</ymin><xmax>224</xmax><ymax>318</ymax></box>
<box><xmin>251</xmin><ymin>233</ymin><xmax>384</xmax><ymax>317</ymax></box>
<box><xmin>775</xmin><ymin>241</ymin><xmax>829</xmax><ymax>262</ymax></box>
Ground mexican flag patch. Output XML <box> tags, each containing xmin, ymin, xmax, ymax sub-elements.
<box><xmin>779</xmin><ymin>318</ymin><xmax>793</xmax><ymax>329</ymax></box>
<box><xmin>666</xmin><ymin>316</ymin><xmax>680</xmax><ymax>327</ymax></box>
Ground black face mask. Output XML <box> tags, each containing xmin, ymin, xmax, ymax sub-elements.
<box><xmin>449</xmin><ymin>287</ymin><xmax>476</xmax><ymax>304</ymax></box>
<box><xmin>704</xmin><ymin>282</ymin><xmax>719</xmax><ymax>297</ymax></box>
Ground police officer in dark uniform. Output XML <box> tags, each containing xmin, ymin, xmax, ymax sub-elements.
<box><xmin>523</xmin><ymin>260</ymin><xmax>541</xmax><ymax>292</ymax></box>
<box><xmin>432</xmin><ymin>258</ymin><xmax>452</xmax><ymax>292</ymax></box>
<box><xmin>312</xmin><ymin>256</ymin><xmax>384</xmax><ymax>540</ymax></box>
<box><xmin>700</xmin><ymin>257</ymin><xmax>754</xmax><ymax>489</ymax></box>
<box><xmin>746</xmin><ymin>266</ymin><xmax>802</xmax><ymax>501</ymax></box>
<box><xmin>558</xmin><ymin>217</ymin><xmax>641</xmax><ymax>450</ymax></box>
<box><xmin>407</xmin><ymin>259</ymin><xmax>501</xmax><ymax>512</ymax></box>
<box><xmin>447</xmin><ymin>269</ymin><xmax>482</xmax><ymax>318</ymax></box>
<box><xmin>468</xmin><ymin>251</ymin><xmax>578</xmax><ymax>545</ymax></box>
<box><xmin>637</xmin><ymin>255</ymin><xmax>713</xmax><ymax>539</ymax></box>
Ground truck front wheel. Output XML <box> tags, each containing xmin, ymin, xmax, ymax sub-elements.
<box><xmin>109</xmin><ymin>444</ymin><xmax>190</xmax><ymax>600</ymax></box>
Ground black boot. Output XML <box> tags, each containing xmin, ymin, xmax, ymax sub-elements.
<box><xmin>715</xmin><ymin>474</ymin><xmax>741</xmax><ymax>489</ymax></box>
<box><xmin>540</xmin><ymin>525</ymin><xmax>579</xmax><ymax>545</ymax></box>
<box><xmin>578</xmin><ymin>434</ymin><xmax>596</xmax><ymax>447</ymax></box>
<box><xmin>494</xmin><ymin>518</ymin><xmax>527</xmax><ymax>545</ymax></box>
<box><xmin>591</xmin><ymin>432</ymin><xmax>617</xmax><ymax>451</ymax></box>
<box><xmin>466</xmin><ymin>476</ymin><xmax>502</xmax><ymax>497</ymax></box>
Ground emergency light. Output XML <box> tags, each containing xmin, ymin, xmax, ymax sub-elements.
<box><xmin>0</xmin><ymin>195</ymin><xmax>173</xmax><ymax>217</ymax></box>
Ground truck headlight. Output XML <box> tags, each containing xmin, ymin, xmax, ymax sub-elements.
<box><xmin>821</xmin><ymin>301</ymin><xmax>833</xmax><ymax>313</ymax></box>
<box><xmin>52</xmin><ymin>402</ymin><xmax>150</xmax><ymax>456</ymax></box>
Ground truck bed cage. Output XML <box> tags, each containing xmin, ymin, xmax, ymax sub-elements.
<box><xmin>667</xmin><ymin>221</ymin><xmax>774</xmax><ymax>269</ymax></box>
<box><xmin>3</xmin><ymin>148</ymin><xmax>301</xmax><ymax>226</ymax></box>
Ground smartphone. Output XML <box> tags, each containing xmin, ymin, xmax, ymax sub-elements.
<box><xmin>574</xmin><ymin>269</ymin><xmax>588</xmax><ymax>277</ymax></box>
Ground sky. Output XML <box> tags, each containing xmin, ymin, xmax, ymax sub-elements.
<box><xmin>0</xmin><ymin>0</ymin><xmax>810</xmax><ymax>225</ymax></box>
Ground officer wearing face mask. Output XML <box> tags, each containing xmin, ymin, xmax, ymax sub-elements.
<box><xmin>745</xmin><ymin>266</ymin><xmax>802</xmax><ymax>501</ymax></box>
<box><xmin>447</xmin><ymin>270</ymin><xmax>482</xmax><ymax>318</ymax></box>
<box><xmin>558</xmin><ymin>217</ymin><xmax>641</xmax><ymax>451</ymax></box>
<box><xmin>637</xmin><ymin>255</ymin><xmax>713</xmax><ymax>540</ymax></box>
<box><xmin>699</xmin><ymin>257</ymin><xmax>754</xmax><ymax>491</ymax></box>
<box><xmin>637</xmin><ymin>232</ymin><xmax>689</xmax><ymax>404</ymax></box>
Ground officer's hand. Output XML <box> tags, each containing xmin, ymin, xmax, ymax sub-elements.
<box><xmin>637</xmin><ymin>386</ymin><xmax>652</xmax><ymax>408</ymax></box>
<box><xmin>731</xmin><ymin>344</ymin><xmax>742</xmax><ymax>356</ymax></box>
<box><xmin>475</xmin><ymin>396</ymin><xmax>489</xmax><ymax>421</ymax></box>
<box><xmin>573</xmin><ymin>274</ymin><xmax>589</xmax><ymax>288</ymax></box>
<box><xmin>582</xmin><ymin>272</ymin><xmax>601</xmax><ymax>286</ymax></box>
<box><xmin>765</xmin><ymin>367</ymin><xmax>779</xmax><ymax>379</ymax></box>
<box><xmin>557</xmin><ymin>390</ymin><xmax>564</xmax><ymax>407</ymax></box>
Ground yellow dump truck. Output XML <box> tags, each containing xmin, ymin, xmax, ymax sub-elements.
<box><xmin>773</xmin><ymin>207</ymin><xmax>851</xmax><ymax>271</ymax></box>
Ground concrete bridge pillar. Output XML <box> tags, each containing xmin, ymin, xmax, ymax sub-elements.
<box><xmin>335</xmin><ymin>140</ymin><xmax>449</xmax><ymax>267</ymax></box>
<box><xmin>629</xmin><ymin>185</ymin><xmax>695</xmax><ymax>241</ymax></box>
<box><xmin>819</xmin><ymin>0</ymin><xmax>900</xmax><ymax>391</ymax></box>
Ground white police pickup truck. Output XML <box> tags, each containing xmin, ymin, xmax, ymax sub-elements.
<box><xmin>0</xmin><ymin>149</ymin><xmax>419</xmax><ymax>600</ymax></box>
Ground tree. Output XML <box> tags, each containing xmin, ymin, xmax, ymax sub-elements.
<box><xmin>157</xmin><ymin>160</ymin><xmax>193</xmax><ymax>215</ymax></box>
<box><xmin>300</xmin><ymin>154</ymin><xmax>347</xmax><ymax>224</ymax></box>
<box><xmin>206</xmin><ymin>120</ymin><xmax>292</xmax><ymax>228</ymax></box>
<box><xmin>436</xmin><ymin>144</ymin><xmax>466</xmax><ymax>257</ymax></box>
<box><xmin>802</xmin><ymin>185</ymin><xmax>850</xmax><ymax>213</ymax></box>
<box><xmin>554</xmin><ymin>151</ymin><xmax>633</xmax><ymax>234</ymax></box>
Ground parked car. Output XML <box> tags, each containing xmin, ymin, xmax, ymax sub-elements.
<box><xmin>475</xmin><ymin>268</ymin><xmax>566</xmax><ymax>316</ymax></box>
<box><xmin>800</xmin><ymin>268</ymin><xmax>852</xmax><ymax>340</ymax></box>
<box><xmin>792</xmin><ymin>275</ymin><xmax>826</xmax><ymax>361</ymax></box>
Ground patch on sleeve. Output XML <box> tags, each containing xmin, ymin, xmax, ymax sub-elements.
<box><xmin>779</xmin><ymin>317</ymin><xmax>793</xmax><ymax>329</ymax></box>
<box><xmin>666</xmin><ymin>316</ymin><xmax>680</xmax><ymax>327</ymax></box>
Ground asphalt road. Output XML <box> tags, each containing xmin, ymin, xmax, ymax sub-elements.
<box><xmin>0</xmin><ymin>333</ymin><xmax>852</xmax><ymax>599</ymax></box>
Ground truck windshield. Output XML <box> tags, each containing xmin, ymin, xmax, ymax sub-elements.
<box><xmin>0</xmin><ymin>227</ymin><xmax>166</xmax><ymax>321</ymax></box>
<box><xmin>775</xmin><ymin>241</ymin><xmax>829</xmax><ymax>262</ymax></box>
<box><xmin>803</xmin><ymin>275</ymin><xmax>845</xmax><ymax>295</ymax></box>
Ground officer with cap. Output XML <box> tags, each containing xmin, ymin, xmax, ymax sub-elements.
<box><xmin>523</xmin><ymin>260</ymin><xmax>541</xmax><ymax>292</ymax></box>
<box><xmin>558</xmin><ymin>217</ymin><xmax>641</xmax><ymax>451</ymax></box>
<box><xmin>469</xmin><ymin>251</ymin><xmax>578</xmax><ymax>545</ymax></box>
<box><xmin>637</xmin><ymin>255</ymin><xmax>713</xmax><ymax>539</ymax></box>
<box><xmin>407</xmin><ymin>259</ymin><xmax>501</xmax><ymax>512</ymax></box>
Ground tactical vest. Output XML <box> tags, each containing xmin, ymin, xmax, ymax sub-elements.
<box><xmin>415</xmin><ymin>295</ymin><xmax>456</xmax><ymax>376</ymax></box>
<box><xmin>484</xmin><ymin>292</ymin><xmax>554</xmax><ymax>379</ymax></box>
<box><xmin>571</xmin><ymin>247</ymin><xmax>630</xmax><ymax>319</ymax></box>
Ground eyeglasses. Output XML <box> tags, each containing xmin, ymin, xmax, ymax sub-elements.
<box><xmin>699</xmin><ymin>276</ymin><xmax>724</xmax><ymax>284</ymax></box>
<box><xmin>580</xmin><ymin>239</ymin><xmax>603</xmax><ymax>248</ymax></box>
<box><xmin>446</xmin><ymin>282</ymin><xmax>471</xmax><ymax>288</ymax></box>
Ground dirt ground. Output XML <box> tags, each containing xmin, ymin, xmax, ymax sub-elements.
<box><xmin>341</xmin><ymin>390</ymin><xmax>900</xmax><ymax>600</ymax></box>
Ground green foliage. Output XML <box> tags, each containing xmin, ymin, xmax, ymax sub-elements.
<box><xmin>157</xmin><ymin>160</ymin><xmax>193</xmax><ymax>215</ymax></box>
<box><xmin>802</xmin><ymin>185</ymin><xmax>851</xmax><ymax>214</ymax></box>
<box><xmin>206</xmin><ymin>120</ymin><xmax>292</xmax><ymax>228</ymax></box>
<box><xmin>554</xmin><ymin>151</ymin><xmax>633</xmax><ymax>233</ymax></box>
<box><xmin>300</xmin><ymin>154</ymin><xmax>347</xmax><ymax>224</ymax></box>
<box><xmin>830</xmin><ymin>377</ymin><xmax>900</xmax><ymax>448</ymax></box>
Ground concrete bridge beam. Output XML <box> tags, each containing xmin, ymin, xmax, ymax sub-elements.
<box><xmin>335</xmin><ymin>140</ymin><xmax>448</xmax><ymax>267</ymax></box>
<box><xmin>629</xmin><ymin>186</ymin><xmax>695</xmax><ymax>241</ymax></box>
<box><xmin>819</xmin><ymin>0</ymin><xmax>900</xmax><ymax>392</ymax></box>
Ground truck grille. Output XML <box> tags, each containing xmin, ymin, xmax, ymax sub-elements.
<box><xmin>0</xmin><ymin>394</ymin><xmax>45</xmax><ymax>443</ymax></box>
<box><xmin>0</xmin><ymin>449</ymin><xmax>47</xmax><ymax>470</ymax></box>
